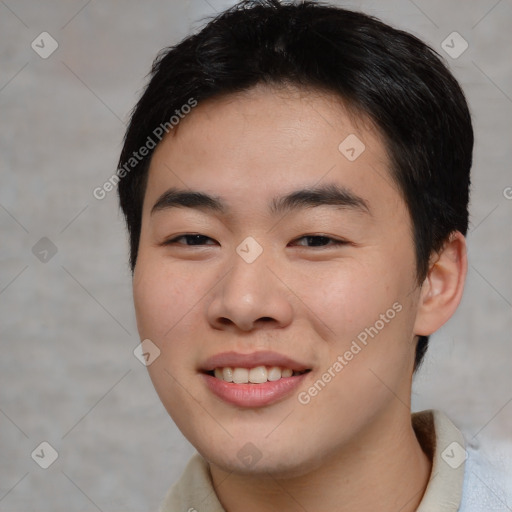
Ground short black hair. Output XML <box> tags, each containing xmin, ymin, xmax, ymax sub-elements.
<box><xmin>117</xmin><ymin>0</ymin><xmax>473</xmax><ymax>372</ymax></box>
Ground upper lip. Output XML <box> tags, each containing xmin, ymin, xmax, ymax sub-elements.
<box><xmin>201</xmin><ymin>351</ymin><xmax>310</xmax><ymax>372</ymax></box>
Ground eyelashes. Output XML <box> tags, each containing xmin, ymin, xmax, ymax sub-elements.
<box><xmin>163</xmin><ymin>234</ymin><xmax>349</xmax><ymax>248</ymax></box>
<box><xmin>290</xmin><ymin>235</ymin><xmax>348</xmax><ymax>248</ymax></box>
<box><xmin>165</xmin><ymin>234</ymin><xmax>218</xmax><ymax>246</ymax></box>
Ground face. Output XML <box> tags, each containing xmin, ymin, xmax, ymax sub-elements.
<box><xmin>133</xmin><ymin>84</ymin><xmax>422</xmax><ymax>477</ymax></box>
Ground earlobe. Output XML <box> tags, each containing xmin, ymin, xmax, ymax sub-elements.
<box><xmin>413</xmin><ymin>231</ymin><xmax>468</xmax><ymax>336</ymax></box>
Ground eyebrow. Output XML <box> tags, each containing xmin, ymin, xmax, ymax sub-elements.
<box><xmin>150</xmin><ymin>183</ymin><xmax>370</xmax><ymax>217</ymax></box>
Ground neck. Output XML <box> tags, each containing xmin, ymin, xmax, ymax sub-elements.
<box><xmin>209</xmin><ymin>407</ymin><xmax>432</xmax><ymax>512</ymax></box>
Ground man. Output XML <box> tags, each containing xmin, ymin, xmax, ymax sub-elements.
<box><xmin>117</xmin><ymin>1</ymin><xmax>510</xmax><ymax>510</ymax></box>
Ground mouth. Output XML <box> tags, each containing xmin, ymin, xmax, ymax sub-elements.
<box><xmin>200</xmin><ymin>351</ymin><xmax>312</xmax><ymax>407</ymax></box>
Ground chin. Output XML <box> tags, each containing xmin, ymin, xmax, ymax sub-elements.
<box><xmin>196</xmin><ymin>436</ymin><xmax>326</xmax><ymax>479</ymax></box>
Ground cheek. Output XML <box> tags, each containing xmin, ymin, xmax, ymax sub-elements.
<box><xmin>132</xmin><ymin>256</ymin><xmax>204</xmax><ymax>341</ymax></box>
<box><xmin>293</xmin><ymin>265</ymin><xmax>417</xmax><ymax>435</ymax></box>
<box><xmin>132</xmin><ymin>258</ymin><xmax>205</xmax><ymax>409</ymax></box>
<box><xmin>295</xmin><ymin>256</ymin><xmax>418</xmax><ymax>377</ymax></box>
<box><xmin>296</xmin><ymin>260</ymin><xmax>401</xmax><ymax>337</ymax></box>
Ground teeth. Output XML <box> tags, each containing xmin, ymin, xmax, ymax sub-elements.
<box><xmin>212</xmin><ymin>366</ymin><xmax>305</xmax><ymax>383</ymax></box>
<box><xmin>267</xmin><ymin>366</ymin><xmax>282</xmax><ymax>381</ymax></box>
<box><xmin>249</xmin><ymin>366</ymin><xmax>267</xmax><ymax>384</ymax></box>
<box><xmin>222</xmin><ymin>367</ymin><xmax>234</xmax><ymax>382</ymax></box>
<box><xmin>232</xmin><ymin>368</ymin><xmax>249</xmax><ymax>384</ymax></box>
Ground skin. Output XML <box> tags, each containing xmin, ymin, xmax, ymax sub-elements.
<box><xmin>132</xmin><ymin>83</ymin><xmax>467</xmax><ymax>512</ymax></box>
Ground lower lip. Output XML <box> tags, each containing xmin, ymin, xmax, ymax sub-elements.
<box><xmin>201</xmin><ymin>372</ymin><xmax>309</xmax><ymax>408</ymax></box>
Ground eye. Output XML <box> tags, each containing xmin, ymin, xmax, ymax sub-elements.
<box><xmin>164</xmin><ymin>234</ymin><xmax>217</xmax><ymax>246</ymax></box>
<box><xmin>290</xmin><ymin>235</ymin><xmax>347</xmax><ymax>248</ymax></box>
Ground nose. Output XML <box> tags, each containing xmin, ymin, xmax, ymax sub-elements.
<box><xmin>206</xmin><ymin>252</ymin><xmax>294</xmax><ymax>332</ymax></box>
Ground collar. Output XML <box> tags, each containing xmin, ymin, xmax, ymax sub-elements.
<box><xmin>159</xmin><ymin>409</ymin><xmax>466</xmax><ymax>512</ymax></box>
<box><xmin>413</xmin><ymin>409</ymin><xmax>466</xmax><ymax>511</ymax></box>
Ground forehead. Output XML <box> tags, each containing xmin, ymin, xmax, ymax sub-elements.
<box><xmin>145</xmin><ymin>84</ymin><xmax>402</xmax><ymax>219</ymax></box>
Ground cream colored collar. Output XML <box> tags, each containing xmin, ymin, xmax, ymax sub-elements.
<box><xmin>159</xmin><ymin>409</ymin><xmax>466</xmax><ymax>512</ymax></box>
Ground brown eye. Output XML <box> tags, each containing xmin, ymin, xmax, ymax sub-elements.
<box><xmin>165</xmin><ymin>234</ymin><xmax>217</xmax><ymax>246</ymax></box>
<box><xmin>292</xmin><ymin>235</ymin><xmax>346</xmax><ymax>247</ymax></box>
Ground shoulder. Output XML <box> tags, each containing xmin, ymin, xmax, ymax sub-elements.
<box><xmin>414</xmin><ymin>409</ymin><xmax>511</xmax><ymax>511</ymax></box>
<box><xmin>459</xmin><ymin>439</ymin><xmax>512</xmax><ymax>511</ymax></box>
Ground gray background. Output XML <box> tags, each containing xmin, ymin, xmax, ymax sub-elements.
<box><xmin>1</xmin><ymin>0</ymin><xmax>511</xmax><ymax>510</ymax></box>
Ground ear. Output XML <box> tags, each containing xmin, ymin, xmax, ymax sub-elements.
<box><xmin>413</xmin><ymin>231</ymin><xmax>468</xmax><ymax>336</ymax></box>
